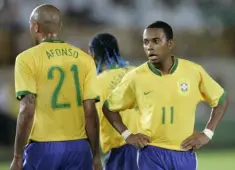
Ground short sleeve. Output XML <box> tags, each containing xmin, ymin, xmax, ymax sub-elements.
<box><xmin>104</xmin><ymin>73</ymin><xmax>136</xmax><ymax>112</ymax></box>
<box><xmin>83</xmin><ymin>59</ymin><xmax>100</xmax><ymax>102</ymax></box>
<box><xmin>15</xmin><ymin>55</ymin><xmax>37</xmax><ymax>100</ymax></box>
<box><xmin>198</xmin><ymin>65</ymin><xmax>226</xmax><ymax>107</ymax></box>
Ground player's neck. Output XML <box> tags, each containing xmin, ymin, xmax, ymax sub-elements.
<box><xmin>153</xmin><ymin>56</ymin><xmax>174</xmax><ymax>74</ymax></box>
<box><xmin>39</xmin><ymin>33</ymin><xmax>60</xmax><ymax>43</ymax></box>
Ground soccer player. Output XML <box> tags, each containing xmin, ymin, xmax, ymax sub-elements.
<box><xmin>88</xmin><ymin>33</ymin><xmax>138</xmax><ymax>170</ymax></box>
<box><xmin>102</xmin><ymin>21</ymin><xmax>229</xmax><ymax>170</ymax></box>
<box><xmin>10</xmin><ymin>4</ymin><xmax>101</xmax><ymax>170</ymax></box>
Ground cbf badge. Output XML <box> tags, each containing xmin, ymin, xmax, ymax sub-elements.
<box><xmin>180</xmin><ymin>83</ymin><xmax>188</xmax><ymax>92</ymax></box>
<box><xmin>177</xmin><ymin>80</ymin><xmax>190</xmax><ymax>95</ymax></box>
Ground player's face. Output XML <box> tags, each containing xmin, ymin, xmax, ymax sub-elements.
<box><xmin>143</xmin><ymin>28</ymin><xmax>172</xmax><ymax>64</ymax></box>
<box><xmin>29</xmin><ymin>18</ymin><xmax>39</xmax><ymax>45</ymax></box>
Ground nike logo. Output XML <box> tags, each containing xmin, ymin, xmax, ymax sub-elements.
<box><xmin>144</xmin><ymin>91</ymin><xmax>151</xmax><ymax>95</ymax></box>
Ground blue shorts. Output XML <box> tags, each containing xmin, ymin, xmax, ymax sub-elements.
<box><xmin>138</xmin><ymin>146</ymin><xmax>197</xmax><ymax>170</ymax></box>
<box><xmin>23</xmin><ymin>139</ymin><xmax>92</xmax><ymax>170</ymax></box>
<box><xmin>104</xmin><ymin>144</ymin><xmax>138</xmax><ymax>170</ymax></box>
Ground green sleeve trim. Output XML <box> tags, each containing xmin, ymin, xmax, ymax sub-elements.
<box><xmin>16</xmin><ymin>91</ymin><xmax>36</xmax><ymax>100</ymax></box>
<box><xmin>103</xmin><ymin>100</ymin><xmax>109</xmax><ymax>109</ymax></box>
<box><xmin>217</xmin><ymin>91</ymin><xmax>227</xmax><ymax>105</ymax></box>
<box><xmin>83</xmin><ymin>96</ymin><xmax>100</xmax><ymax>102</ymax></box>
<box><xmin>95</xmin><ymin>96</ymin><xmax>100</xmax><ymax>102</ymax></box>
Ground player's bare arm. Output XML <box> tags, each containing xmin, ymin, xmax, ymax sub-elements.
<box><xmin>206</xmin><ymin>94</ymin><xmax>229</xmax><ymax>131</ymax></box>
<box><xmin>182</xmin><ymin>94</ymin><xmax>229</xmax><ymax>150</ymax></box>
<box><xmin>83</xmin><ymin>99</ymin><xmax>102</xmax><ymax>169</ymax></box>
<box><xmin>10</xmin><ymin>94</ymin><xmax>35</xmax><ymax>170</ymax></box>
<box><xmin>14</xmin><ymin>94</ymin><xmax>35</xmax><ymax>157</ymax></box>
<box><xmin>102</xmin><ymin>105</ymin><xmax>151</xmax><ymax>148</ymax></box>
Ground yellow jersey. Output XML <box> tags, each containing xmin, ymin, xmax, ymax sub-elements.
<box><xmin>105</xmin><ymin>58</ymin><xmax>226</xmax><ymax>151</ymax></box>
<box><xmin>15</xmin><ymin>39</ymin><xmax>99</xmax><ymax>142</ymax></box>
<box><xmin>97</xmin><ymin>66</ymin><xmax>138</xmax><ymax>153</ymax></box>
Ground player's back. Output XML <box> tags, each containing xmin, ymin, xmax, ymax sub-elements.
<box><xmin>15</xmin><ymin>40</ymin><xmax>98</xmax><ymax>142</ymax></box>
<box><xmin>97</xmin><ymin>66</ymin><xmax>138</xmax><ymax>153</ymax></box>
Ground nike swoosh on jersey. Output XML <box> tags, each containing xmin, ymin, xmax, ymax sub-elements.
<box><xmin>144</xmin><ymin>91</ymin><xmax>151</xmax><ymax>95</ymax></box>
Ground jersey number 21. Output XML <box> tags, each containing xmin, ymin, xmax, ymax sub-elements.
<box><xmin>48</xmin><ymin>65</ymin><xmax>81</xmax><ymax>109</ymax></box>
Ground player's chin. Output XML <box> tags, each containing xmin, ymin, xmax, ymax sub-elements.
<box><xmin>149</xmin><ymin>58</ymin><xmax>161</xmax><ymax>64</ymax></box>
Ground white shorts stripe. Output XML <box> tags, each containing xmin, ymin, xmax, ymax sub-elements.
<box><xmin>136</xmin><ymin>149</ymin><xmax>140</xmax><ymax>170</ymax></box>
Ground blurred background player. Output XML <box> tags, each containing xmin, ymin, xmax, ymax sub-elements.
<box><xmin>88</xmin><ymin>33</ymin><xmax>138</xmax><ymax>170</ymax></box>
<box><xmin>102</xmin><ymin>21</ymin><xmax>229</xmax><ymax>170</ymax></box>
<box><xmin>10</xmin><ymin>4</ymin><xmax>101</xmax><ymax>170</ymax></box>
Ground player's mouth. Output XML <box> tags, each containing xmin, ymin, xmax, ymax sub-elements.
<box><xmin>148</xmin><ymin>53</ymin><xmax>159</xmax><ymax>61</ymax></box>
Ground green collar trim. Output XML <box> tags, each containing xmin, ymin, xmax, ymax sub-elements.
<box><xmin>147</xmin><ymin>57</ymin><xmax>179</xmax><ymax>76</ymax></box>
<box><xmin>41</xmin><ymin>39</ymin><xmax>65</xmax><ymax>43</ymax></box>
<box><xmin>170</xmin><ymin>57</ymin><xmax>178</xmax><ymax>73</ymax></box>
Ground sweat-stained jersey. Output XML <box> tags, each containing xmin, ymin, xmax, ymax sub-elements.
<box><xmin>96</xmin><ymin>66</ymin><xmax>138</xmax><ymax>153</ymax></box>
<box><xmin>15</xmin><ymin>39</ymin><xmax>99</xmax><ymax>142</ymax></box>
<box><xmin>104</xmin><ymin>57</ymin><xmax>226</xmax><ymax>151</ymax></box>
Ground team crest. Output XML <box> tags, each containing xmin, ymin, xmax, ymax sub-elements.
<box><xmin>177</xmin><ymin>80</ymin><xmax>190</xmax><ymax>95</ymax></box>
<box><xmin>180</xmin><ymin>83</ymin><xmax>188</xmax><ymax>92</ymax></box>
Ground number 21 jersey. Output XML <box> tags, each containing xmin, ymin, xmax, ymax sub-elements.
<box><xmin>15</xmin><ymin>40</ymin><xmax>99</xmax><ymax>142</ymax></box>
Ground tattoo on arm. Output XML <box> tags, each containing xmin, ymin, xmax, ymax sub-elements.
<box><xmin>14</xmin><ymin>94</ymin><xmax>36</xmax><ymax>158</ymax></box>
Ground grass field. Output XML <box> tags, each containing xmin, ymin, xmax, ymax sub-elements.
<box><xmin>1</xmin><ymin>150</ymin><xmax>234</xmax><ymax>170</ymax></box>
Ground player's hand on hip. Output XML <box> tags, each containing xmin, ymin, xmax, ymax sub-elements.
<box><xmin>10</xmin><ymin>156</ymin><xmax>22</xmax><ymax>170</ymax></box>
<box><xmin>126</xmin><ymin>133</ymin><xmax>151</xmax><ymax>149</ymax></box>
<box><xmin>93</xmin><ymin>154</ymin><xmax>103</xmax><ymax>170</ymax></box>
<box><xmin>181</xmin><ymin>131</ymin><xmax>210</xmax><ymax>151</ymax></box>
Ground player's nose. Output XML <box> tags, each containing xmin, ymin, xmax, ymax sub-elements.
<box><xmin>147</xmin><ymin>46</ymin><xmax>155</xmax><ymax>53</ymax></box>
<box><xmin>146</xmin><ymin>42</ymin><xmax>154</xmax><ymax>51</ymax></box>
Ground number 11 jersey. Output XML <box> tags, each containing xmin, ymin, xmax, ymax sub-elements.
<box><xmin>15</xmin><ymin>40</ymin><xmax>99</xmax><ymax>142</ymax></box>
<box><xmin>105</xmin><ymin>57</ymin><xmax>226</xmax><ymax>151</ymax></box>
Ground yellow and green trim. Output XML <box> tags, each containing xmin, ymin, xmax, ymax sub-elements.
<box><xmin>148</xmin><ymin>57</ymin><xmax>179</xmax><ymax>76</ymax></box>
<box><xmin>217</xmin><ymin>91</ymin><xmax>227</xmax><ymax>105</ymax></box>
<box><xmin>103</xmin><ymin>100</ymin><xmax>109</xmax><ymax>109</ymax></box>
<box><xmin>41</xmin><ymin>39</ymin><xmax>65</xmax><ymax>43</ymax></box>
<box><xmin>16</xmin><ymin>91</ymin><xmax>36</xmax><ymax>100</ymax></box>
<box><xmin>95</xmin><ymin>96</ymin><xmax>100</xmax><ymax>102</ymax></box>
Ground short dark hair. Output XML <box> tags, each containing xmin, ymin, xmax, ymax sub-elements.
<box><xmin>147</xmin><ymin>21</ymin><xmax>173</xmax><ymax>40</ymax></box>
<box><xmin>89</xmin><ymin>33</ymin><xmax>127</xmax><ymax>73</ymax></box>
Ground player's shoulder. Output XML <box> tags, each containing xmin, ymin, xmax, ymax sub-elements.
<box><xmin>130</xmin><ymin>62</ymin><xmax>151</xmax><ymax>75</ymax></box>
<box><xmin>121</xmin><ymin>64</ymin><xmax>145</xmax><ymax>81</ymax></box>
<box><xmin>67</xmin><ymin>43</ymin><xmax>93</xmax><ymax>61</ymax></box>
<box><xmin>178</xmin><ymin>58</ymin><xmax>203</xmax><ymax>72</ymax></box>
<box><xmin>16</xmin><ymin>46</ymin><xmax>40</xmax><ymax>63</ymax></box>
<box><xmin>98</xmin><ymin>65</ymin><xmax>134</xmax><ymax>79</ymax></box>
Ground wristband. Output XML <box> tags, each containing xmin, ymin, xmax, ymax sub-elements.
<box><xmin>121</xmin><ymin>130</ymin><xmax>132</xmax><ymax>140</ymax></box>
<box><xmin>203</xmin><ymin>128</ymin><xmax>214</xmax><ymax>140</ymax></box>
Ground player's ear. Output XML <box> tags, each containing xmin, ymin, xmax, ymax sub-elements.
<box><xmin>168</xmin><ymin>40</ymin><xmax>174</xmax><ymax>50</ymax></box>
<box><xmin>34</xmin><ymin>22</ymin><xmax>39</xmax><ymax>33</ymax></box>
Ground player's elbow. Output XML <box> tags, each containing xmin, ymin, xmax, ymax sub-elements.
<box><xmin>19</xmin><ymin>104</ymin><xmax>35</xmax><ymax>121</ymax></box>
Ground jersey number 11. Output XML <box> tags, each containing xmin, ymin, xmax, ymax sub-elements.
<box><xmin>162</xmin><ymin>106</ymin><xmax>174</xmax><ymax>124</ymax></box>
